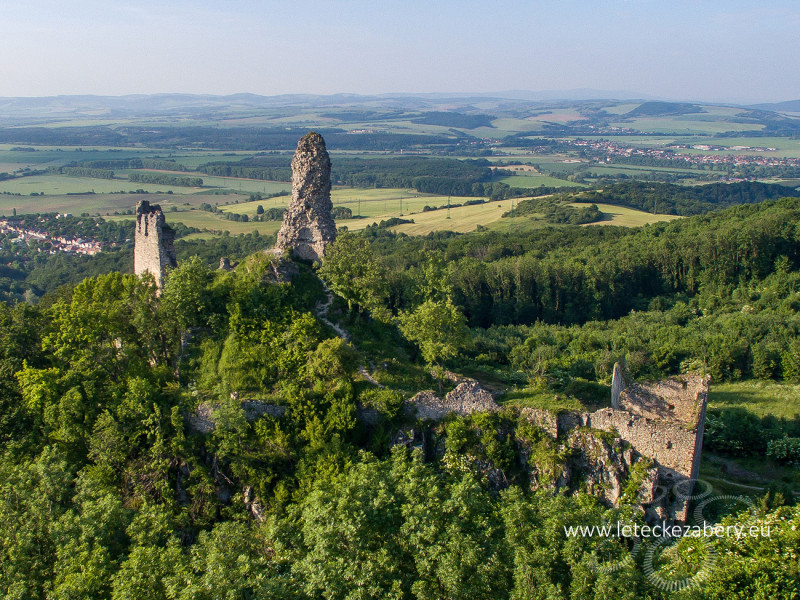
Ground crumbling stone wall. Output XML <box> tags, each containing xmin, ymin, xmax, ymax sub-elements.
<box><xmin>581</xmin><ymin>408</ymin><xmax>701</xmax><ymax>481</ymax></box>
<box><xmin>275</xmin><ymin>132</ymin><xmax>337</xmax><ymax>261</ymax></box>
<box><xmin>522</xmin><ymin>374</ymin><xmax>711</xmax><ymax>520</ymax></box>
<box><xmin>134</xmin><ymin>200</ymin><xmax>176</xmax><ymax>289</ymax></box>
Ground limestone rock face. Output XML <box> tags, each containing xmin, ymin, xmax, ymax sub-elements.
<box><xmin>134</xmin><ymin>200</ymin><xmax>176</xmax><ymax>289</ymax></box>
<box><xmin>275</xmin><ymin>132</ymin><xmax>336</xmax><ymax>261</ymax></box>
<box><xmin>407</xmin><ymin>379</ymin><xmax>499</xmax><ymax>420</ymax></box>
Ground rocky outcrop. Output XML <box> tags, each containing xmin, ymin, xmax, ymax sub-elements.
<box><xmin>134</xmin><ymin>200</ymin><xmax>176</xmax><ymax>289</ymax></box>
<box><xmin>407</xmin><ymin>380</ymin><xmax>499</xmax><ymax>420</ymax></box>
<box><xmin>275</xmin><ymin>132</ymin><xmax>337</xmax><ymax>262</ymax></box>
<box><xmin>186</xmin><ymin>401</ymin><xmax>286</xmax><ymax>434</ymax></box>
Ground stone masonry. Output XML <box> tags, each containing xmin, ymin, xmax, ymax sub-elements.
<box><xmin>275</xmin><ymin>132</ymin><xmax>337</xmax><ymax>261</ymax></box>
<box><xmin>134</xmin><ymin>200</ymin><xmax>176</xmax><ymax>289</ymax></box>
<box><xmin>406</xmin><ymin>370</ymin><xmax>710</xmax><ymax>520</ymax></box>
<box><xmin>611</xmin><ymin>361</ymin><xmax>626</xmax><ymax>410</ymax></box>
<box><xmin>522</xmin><ymin>373</ymin><xmax>711</xmax><ymax>520</ymax></box>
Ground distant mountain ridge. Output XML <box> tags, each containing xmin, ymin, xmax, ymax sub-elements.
<box><xmin>749</xmin><ymin>99</ymin><xmax>800</xmax><ymax>113</ymax></box>
<box><xmin>1</xmin><ymin>92</ymin><xmax>799</xmax><ymax>126</ymax></box>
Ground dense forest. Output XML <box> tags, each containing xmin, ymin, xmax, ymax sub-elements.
<box><xmin>574</xmin><ymin>181</ymin><xmax>799</xmax><ymax>215</ymax></box>
<box><xmin>200</xmin><ymin>154</ymin><xmax>572</xmax><ymax>198</ymax></box>
<box><xmin>0</xmin><ymin>196</ymin><xmax>798</xmax><ymax>598</ymax></box>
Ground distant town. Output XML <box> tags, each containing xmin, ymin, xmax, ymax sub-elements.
<box><xmin>561</xmin><ymin>138</ymin><xmax>800</xmax><ymax>170</ymax></box>
<box><xmin>0</xmin><ymin>215</ymin><xmax>104</xmax><ymax>255</ymax></box>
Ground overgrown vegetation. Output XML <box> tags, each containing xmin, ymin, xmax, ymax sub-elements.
<box><xmin>0</xmin><ymin>187</ymin><xmax>799</xmax><ymax>598</ymax></box>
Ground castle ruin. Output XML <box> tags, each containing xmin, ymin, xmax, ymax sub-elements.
<box><xmin>523</xmin><ymin>373</ymin><xmax>710</xmax><ymax>520</ymax></box>
<box><xmin>275</xmin><ymin>132</ymin><xmax>337</xmax><ymax>261</ymax></box>
<box><xmin>407</xmin><ymin>370</ymin><xmax>710</xmax><ymax>521</ymax></box>
<box><xmin>134</xmin><ymin>200</ymin><xmax>177</xmax><ymax>289</ymax></box>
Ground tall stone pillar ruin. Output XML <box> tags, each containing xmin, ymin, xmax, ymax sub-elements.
<box><xmin>275</xmin><ymin>132</ymin><xmax>337</xmax><ymax>261</ymax></box>
<box><xmin>134</xmin><ymin>200</ymin><xmax>177</xmax><ymax>289</ymax></box>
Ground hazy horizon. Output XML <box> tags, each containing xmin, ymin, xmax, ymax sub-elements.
<box><xmin>2</xmin><ymin>0</ymin><xmax>799</xmax><ymax>104</ymax></box>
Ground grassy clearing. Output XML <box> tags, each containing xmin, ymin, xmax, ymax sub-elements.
<box><xmin>498</xmin><ymin>385</ymin><xmax>606</xmax><ymax>413</ymax></box>
<box><xmin>709</xmin><ymin>380</ymin><xmax>800</xmax><ymax>420</ymax></box>
<box><xmin>570</xmin><ymin>202</ymin><xmax>684</xmax><ymax>227</ymax></box>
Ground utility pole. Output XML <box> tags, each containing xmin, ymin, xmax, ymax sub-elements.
<box><xmin>447</xmin><ymin>195</ymin><xmax>451</xmax><ymax>219</ymax></box>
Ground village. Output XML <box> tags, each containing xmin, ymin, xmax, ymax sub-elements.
<box><xmin>569</xmin><ymin>137</ymin><xmax>800</xmax><ymax>170</ymax></box>
<box><xmin>0</xmin><ymin>215</ymin><xmax>104</xmax><ymax>255</ymax></box>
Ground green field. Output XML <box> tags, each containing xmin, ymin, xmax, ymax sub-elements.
<box><xmin>610</xmin><ymin>116</ymin><xmax>765</xmax><ymax>135</ymax></box>
<box><xmin>220</xmin><ymin>188</ymin><xmax>481</xmax><ymax>220</ymax></box>
<box><xmin>0</xmin><ymin>174</ymin><xmax>202</xmax><ymax>196</ymax></box>
<box><xmin>0</xmin><ymin>192</ymin><xmax>249</xmax><ymax>218</ymax></box>
<box><xmin>709</xmin><ymin>380</ymin><xmax>800</xmax><ymax>419</ymax></box>
<box><xmin>571</xmin><ymin>202</ymin><xmax>683</xmax><ymax>227</ymax></box>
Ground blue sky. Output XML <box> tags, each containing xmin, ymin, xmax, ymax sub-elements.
<box><xmin>1</xmin><ymin>0</ymin><xmax>798</xmax><ymax>102</ymax></box>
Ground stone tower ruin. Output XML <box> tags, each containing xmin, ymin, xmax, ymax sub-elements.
<box><xmin>275</xmin><ymin>132</ymin><xmax>337</xmax><ymax>261</ymax></box>
<box><xmin>134</xmin><ymin>200</ymin><xmax>177</xmax><ymax>289</ymax></box>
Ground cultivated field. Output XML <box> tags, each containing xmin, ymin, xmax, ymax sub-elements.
<box><xmin>0</xmin><ymin>174</ymin><xmax>202</xmax><ymax>196</ymax></box>
<box><xmin>0</xmin><ymin>191</ymin><xmax>249</xmax><ymax>217</ymax></box>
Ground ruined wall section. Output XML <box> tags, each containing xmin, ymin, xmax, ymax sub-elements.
<box><xmin>521</xmin><ymin>374</ymin><xmax>710</xmax><ymax>520</ymax></box>
<box><xmin>581</xmin><ymin>408</ymin><xmax>701</xmax><ymax>481</ymax></box>
<box><xmin>134</xmin><ymin>200</ymin><xmax>177</xmax><ymax>289</ymax></box>
<box><xmin>611</xmin><ymin>362</ymin><xmax>625</xmax><ymax>410</ymax></box>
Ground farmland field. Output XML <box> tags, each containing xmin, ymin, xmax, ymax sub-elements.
<box><xmin>0</xmin><ymin>174</ymin><xmax>202</xmax><ymax>196</ymax></box>
<box><xmin>610</xmin><ymin>116</ymin><xmax>765</xmax><ymax>135</ymax></box>
<box><xmin>220</xmin><ymin>188</ymin><xmax>482</xmax><ymax>220</ymax></box>
<box><xmin>0</xmin><ymin>192</ymin><xmax>248</xmax><ymax>217</ymax></box>
<box><xmin>353</xmin><ymin>198</ymin><xmax>515</xmax><ymax>235</ymax></box>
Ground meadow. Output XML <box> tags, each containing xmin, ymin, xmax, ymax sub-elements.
<box><xmin>708</xmin><ymin>380</ymin><xmax>800</xmax><ymax>420</ymax></box>
<box><xmin>571</xmin><ymin>202</ymin><xmax>684</xmax><ymax>227</ymax></box>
